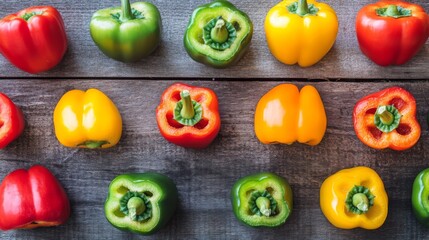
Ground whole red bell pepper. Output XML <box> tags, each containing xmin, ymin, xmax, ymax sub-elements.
<box><xmin>0</xmin><ymin>6</ymin><xmax>67</xmax><ymax>73</ymax></box>
<box><xmin>156</xmin><ymin>83</ymin><xmax>221</xmax><ymax>149</ymax></box>
<box><xmin>353</xmin><ymin>87</ymin><xmax>420</xmax><ymax>150</ymax></box>
<box><xmin>356</xmin><ymin>0</ymin><xmax>429</xmax><ymax>66</ymax></box>
<box><xmin>0</xmin><ymin>93</ymin><xmax>25</xmax><ymax>149</ymax></box>
<box><xmin>0</xmin><ymin>165</ymin><xmax>70</xmax><ymax>230</ymax></box>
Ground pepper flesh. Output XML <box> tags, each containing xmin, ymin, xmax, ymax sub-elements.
<box><xmin>0</xmin><ymin>93</ymin><xmax>25</xmax><ymax>149</ymax></box>
<box><xmin>265</xmin><ymin>0</ymin><xmax>338</xmax><ymax>67</ymax></box>
<box><xmin>320</xmin><ymin>166</ymin><xmax>388</xmax><ymax>230</ymax></box>
<box><xmin>105</xmin><ymin>172</ymin><xmax>178</xmax><ymax>235</ymax></box>
<box><xmin>356</xmin><ymin>0</ymin><xmax>429</xmax><ymax>66</ymax></box>
<box><xmin>353</xmin><ymin>87</ymin><xmax>420</xmax><ymax>150</ymax></box>
<box><xmin>231</xmin><ymin>172</ymin><xmax>293</xmax><ymax>227</ymax></box>
<box><xmin>412</xmin><ymin>168</ymin><xmax>429</xmax><ymax>227</ymax></box>
<box><xmin>254</xmin><ymin>84</ymin><xmax>326</xmax><ymax>146</ymax></box>
<box><xmin>53</xmin><ymin>88</ymin><xmax>122</xmax><ymax>149</ymax></box>
<box><xmin>0</xmin><ymin>6</ymin><xmax>67</xmax><ymax>73</ymax></box>
<box><xmin>0</xmin><ymin>165</ymin><xmax>70</xmax><ymax>230</ymax></box>
<box><xmin>184</xmin><ymin>0</ymin><xmax>253</xmax><ymax>68</ymax></box>
<box><xmin>156</xmin><ymin>83</ymin><xmax>221</xmax><ymax>149</ymax></box>
<box><xmin>90</xmin><ymin>0</ymin><xmax>161</xmax><ymax>62</ymax></box>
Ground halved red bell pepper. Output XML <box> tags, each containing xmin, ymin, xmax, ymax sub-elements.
<box><xmin>0</xmin><ymin>6</ymin><xmax>67</xmax><ymax>73</ymax></box>
<box><xmin>353</xmin><ymin>87</ymin><xmax>420</xmax><ymax>150</ymax></box>
<box><xmin>0</xmin><ymin>165</ymin><xmax>70</xmax><ymax>230</ymax></box>
<box><xmin>156</xmin><ymin>83</ymin><xmax>221</xmax><ymax>149</ymax></box>
<box><xmin>356</xmin><ymin>1</ymin><xmax>429</xmax><ymax>66</ymax></box>
<box><xmin>0</xmin><ymin>93</ymin><xmax>25</xmax><ymax>149</ymax></box>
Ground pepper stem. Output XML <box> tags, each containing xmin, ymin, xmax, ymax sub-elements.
<box><xmin>345</xmin><ymin>185</ymin><xmax>375</xmax><ymax>214</ymax></box>
<box><xmin>374</xmin><ymin>105</ymin><xmax>401</xmax><ymax>133</ymax></box>
<box><xmin>256</xmin><ymin>197</ymin><xmax>272</xmax><ymax>217</ymax></box>
<box><xmin>127</xmin><ymin>196</ymin><xmax>146</xmax><ymax>220</ymax></box>
<box><xmin>296</xmin><ymin>0</ymin><xmax>310</xmax><ymax>16</ymax></box>
<box><xmin>377</xmin><ymin>106</ymin><xmax>394</xmax><ymax>125</ymax></box>
<box><xmin>211</xmin><ymin>18</ymin><xmax>229</xmax><ymax>44</ymax></box>
<box><xmin>119</xmin><ymin>192</ymin><xmax>152</xmax><ymax>222</ymax></box>
<box><xmin>385</xmin><ymin>5</ymin><xmax>400</xmax><ymax>17</ymax></box>
<box><xmin>352</xmin><ymin>193</ymin><xmax>369</xmax><ymax>212</ymax></box>
<box><xmin>21</xmin><ymin>11</ymin><xmax>44</xmax><ymax>21</ymax></box>
<box><xmin>78</xmin><ymin>140</ymin><xmax>110</xmax><ymax>149</ymax></box>
<box><xmin>180</xmin><ymin>90</ymin><xmax>195</xmax><ymax>119</ymax></box>
<box><xmin>120</xmin><ymin>0</ymin><xmax>134</xmax><ymax>22</ymax></box>
<box><xmin>173</xmin><ymin>90</ymin><xmax>203</xmax><ymax>126</ymax></box>
<box><xmin>375</xmin><ymin>5</ymin><xmax>412</xmax><ymax>18</ymax></box>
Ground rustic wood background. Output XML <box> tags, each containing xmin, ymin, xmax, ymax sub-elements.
<box><xmin>1</xmin><ymin>0</ymin><xmax>429</xmax><ymax>240</ymax></box>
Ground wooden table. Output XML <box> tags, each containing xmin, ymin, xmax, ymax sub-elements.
<box><xmin>1</xmin><ymin>1</ymin><xmax>428</xmax><ymax>239</ymax></box>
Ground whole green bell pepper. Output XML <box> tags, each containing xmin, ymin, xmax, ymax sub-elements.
<box><xmin>104</xmin><ymin>172</ymin><xmax>178</xmax><ymax>235</ymax></box>
<box><xmin>231</xmin><ymin>172</ymin><xmax>293</xmax><ymax>227</ymax></box>
<box><xmin>90</xmin><ymin>0</ymin><xmax>161</xmax><ymax>62</ymax></box>
<box><xmin>184</xmin><ymin>0</ymin><xmax>253</xmax><ymax>68</ymax></box>
<box><xmin>412</xmin><ymin>168</ymin><xmax>429</xmax><ymax>227</ymax></box>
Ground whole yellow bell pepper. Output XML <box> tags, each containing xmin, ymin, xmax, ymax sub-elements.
<box><xmin>254</xmin><ymin>84</ymin><xmax>326</xmax><ymax>146</ymax></box>
<box><xmin>53</xmin><ymin>88</ymin><xmax>122</xmax><ymax>149</ymax></box>
<box><xmin>320</xmin><ymin>166</ymin><xmax>388</xmax><ymax>230</ymax></box>
<box><xmin>265</xmin><ymin>0</ymin><xmax>338</xmax><ymax>67</ymax></box>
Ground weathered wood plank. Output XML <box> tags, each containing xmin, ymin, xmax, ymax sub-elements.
<box><xmin>0</xmin><ymin>0</ymin><xmax>428</xmax><ymax>79</ymax></box>
<box><xmin>0</xmin><ymin>80</ymin><xmax>429</xmax><ymax>239</ymax></box>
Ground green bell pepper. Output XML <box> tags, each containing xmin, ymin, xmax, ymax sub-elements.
<box><xmin>90</xmin><ymin>0</ymin><xmax>161</xmax><ymax>62</ymax></box>
<box><xmin>231</xmin><ymin>172</ymin><xmax>293</xmax><ymax>227</ymax></box>
<box><xmin>104</xmin><ymin>172</ymin><xmax>178</xmax><ymax>235</ymax></box>
<box><xmin>184</xmin><ymin>0</ymin><xmax>253</xmax><ymax>68</ymax></box>
<box><xmin>412</xmin><ymin>168</ymin><xmax>429</xmax><ymax>227</ymax></box>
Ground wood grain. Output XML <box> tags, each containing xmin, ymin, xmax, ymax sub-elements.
<box><xmin>0</xmin><ymin>0</ymin><xmax>428</xmax><ymax>79</ymax></box>
<box><xmin>0</xmin><ymin>80</ymin><xmax>429</xmax><ymax>239</ymax></box>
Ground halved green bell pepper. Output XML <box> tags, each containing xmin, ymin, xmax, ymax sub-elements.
<box><xmin>184</xmin><ymin>0</ymin><xmax>253</xmax><ymax>68</ymax></box>
<box><xmin>104</xmin><ymin>172</ymin><xmax>178</xmax><ymax>235</ymax></box>
<box><xmin>231</xmin><ymin>172</ymin><xmax>293</xmax><ymax>227</ymax></box>
<box><xmin>90</xmin><ymin>0</ymin><xmax>161</xmax><ymax>62</ymax></box>
<box><xmin>412</xmin><ymin>168</ymin><xmax>429</xmax><ymax>227</ymax></box>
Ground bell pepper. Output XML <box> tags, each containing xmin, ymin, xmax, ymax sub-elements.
<box><xmin>156</xmin><ymin>83</ymin><xmax>221</xmax><ymax>149</ymax></box>
<box><xmin>412</xmin><ymin>168</ymin><xmax>429</xmax><ymax>227</ymax></box>
<box><xmin>356</xmin><ymin>1</ymin><xmax>429</xmax><ymax>66</ymax></box>
<box><xmin>254</xmin><ymin>84</ymin><xmax>326</xmax><ymax>146</ymax></box>
<box><xmin>0</xmin><ymin>93</ymin><xmax>25</xmax><ymax>149</ymax></box>
<box><xmin>320</xmin><ymin>166</ymin><xmax>388</xmax><ymax>230</ymax></box>
<box><xmin>105</xmin><ymin>172</ymin><xmax>178</xmax><ymax>235</ymax></box>
<box><xmin>0</xmin><ymin>6</ymin><xmax>67</xmax><ymax>74</ymax></box>
<box><xmin>90</xmin><ymin>0</ymin><xmax>161</xmax><ymax>62</ymax></box>
<box><xmin>231</xmin><ymin>172</ymin><xmax>293</xmax><ymax>227</ymax></box>
<box><xmin>265</xmin><ymin>0</ymin><xmax>338</xmax><ymax>67</ymax></box>
<box><xmin>353</xmin><ymin>87</ymin><xmax>420</xmax><ymax>151</ymax></box>
<box><xmin>53</xmin><ymin>88</ymin><xmax>122</xmax><ymax>149</ymax></box>
<box><xmin>0</xmin><ymin>165</ymin><xmax>70</xmax><ymax>230</ymax></box>
<box><xmin>184</xmin><ymin>0</ymin><xmax>253</xmax><ymax>68</ymax></box>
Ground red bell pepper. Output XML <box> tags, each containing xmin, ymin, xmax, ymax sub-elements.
<box><xmin>156</xmin><ymin>83</ymin><xmax>221</xmax><ymax>148</ymax></box>
<box><xmin>353</xmin><ymin>87</ymin><xmax>420</xmax><ymax>150</ymax></box>
<box><xmin>0</xmin><ymin>6</ymin><xmax>67</xmax><ymax>73</ymax></box>
<box><xmin>356</xmin><ymin>0</ymin><xmax>429</xmax><ymax>66</ymax></box>
<box><xmin>0</xmin><ymin>165</ymin><xmax>70</xmax><ymax>230</ymax></box>
<box><xmin>0</xmin><ymin>93</ymin><xmax>25</xmax><ymax>149</ymax></box>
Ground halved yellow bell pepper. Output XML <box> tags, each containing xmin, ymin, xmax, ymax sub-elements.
<box><xmin>53</xmin><ymin>88</ymin><xmax>122</xmax><ymax>149</ymax></box>
<box><xmin>265</xmin><ymin>0</ymin><xmax>338</xmax><ymax>67</ymax></box>
<box><xmin>320</xmin><ymin>166</ymin><xmax>388</xmax><ymax>230</ymax></box>
<box><xmin>254</xmin><ymin>84</ymin><xmax>326</xmax><ymax>146</ymax></box>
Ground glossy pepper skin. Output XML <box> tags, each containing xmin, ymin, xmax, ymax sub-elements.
<box><xmin>156</xmin><ymin>83</ymin><xmax>221</xmax><ymax>149</ymax></box>
<box><xmin>184</xmin><ymin>0</ymin><xmax>253</xmax><ymax>68</ymax></box>
<box><xmin>53</xmin><ymin>88</ymin><xmax>122</xmax><ymax>149</ymax></box>
<box><xmin>265</xmin><ymin>0</ymin><xmax>338</xmax><ymax>67</ymax></box>
<box><xmin>90</xmin><ymin>0</ymin><xmax>161</xmax><ymax>62</ymax></box>
<box><xmin>320</xmin><ymin>166</ymin><xmax>388</xmax><ymax>230</ymax></box>
<box><xmin>105</xmin><ymin>172</ymin><xmax>178</xmax><ymax>235</ymax></box>
<box><xmin>231</xmin><ymin>172</ymin><xmax>293</xmax><ymax>227</ymax></box>
<box><xmin>0</xmin><ymin>93</ymin><xmax>25</xmax><ymax>149</ymax></box>
<box><xmin>0</xmin><ymin>6</ymin><xmax>67</xmax><ymax>74</ymax></box>
<box><xmin>353</xmin><ymin>87</ymin><xmax>420</xmax><ymax>151</ymax></box>
<box><xmin>412</xmin><ymin>168</ymin><xmax>429</xmax><ymax>227</ymax></box>
<box><xmin>254</xmin><ymin>84</ymin><xmax>326</xmax><ymax>146</ymax></box>
<box><xmin>356</xmin><ymin>1</ymin><xmax>429</xmax><ymax>66</ymax></box>
<box><xmin>0</xmin><ymin>165</ymin><xmax>70</xmax><ymax>230</ymax></box>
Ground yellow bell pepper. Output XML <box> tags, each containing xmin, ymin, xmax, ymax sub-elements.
<box><xmin>254</xmin><ymin>84</ymin><xmax>326</xmax><ymax>146</ymax></box>
<box><xmin>320</xmin><ymin>166</ymin><xmax>388</xmax><ymax>230</ymax></box>
<box><xmin>53</xmin><ymin>88</ymin><xmax>122</xmax><ymax>149</ymax></box>
<box><xmin>264</xmin><ymin>0</ymin><xmax>338</xmax><ymax>67</ymax></box>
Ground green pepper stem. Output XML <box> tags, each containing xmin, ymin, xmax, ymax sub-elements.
<box><xmin>127</xmin><ymin>196</ymin><xmax>146</xmax><ymax>220</ymax></box>
<box><xmin>180</xmin><ymin>90</ymin><xmax>195</xmax><ymax>119</ymax></box>
<box><xmin>296</xmin><ymin>0</ymin><xmax>310</xmax><ymax>16</ymax></box>
<box><xmin>78</xmin><ymin>140</ymin><xmax>110</xmax><ymax>149</ymax></box>
<box><xmin>352</xmin><ymin>193</ymin><xmax>369</xmax><ymax>212</ymax></box>
<box><xmin>21</xmin><ymin>11</ymin><xmax>43</xmax><ymax>21</ymax></box>
<box><xmin>345</xmin><ymin>185</ymin><xmax>374</xmax><ymax>214</ymax></box>
<box><xmin>256</xmin><ymin>197</ymin><xmax>272</xmax><ymax>217</ymax></box>
<box><xmin>374</xmin><ymin>105</ymin><xmax>401</xmax><ymax>133</ymax></box>
<box><xmin>376</xmin><ymin>106</ymin><xmax>394</xmax><ymax>125</ymax></box>
<box><xmin>120</xmin><ymin>0</ymin><xmax>134</xmax><ymax>22</ymax></box>
<box><xmin>210</xmin><ymin>18</ymin><xmax>229</xmax><ymax>44</ymax></box>
<box><xmin>385</xmin><ymin>5</ymin><xmax>400</xmax><ymax>17</ymax></box>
